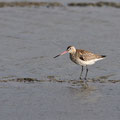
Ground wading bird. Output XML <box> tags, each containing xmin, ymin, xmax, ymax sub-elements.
<box><xmin>54</xmin><ymin>46</ymin><xmax>106</xmax><ymax>85</ymax></box>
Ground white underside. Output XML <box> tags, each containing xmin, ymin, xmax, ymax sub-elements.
<box><xmin>76</xmin><ymin>58</ymin><xmax>104</xmax><ymax>66</ymax></box>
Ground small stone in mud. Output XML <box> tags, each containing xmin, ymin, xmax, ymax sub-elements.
<box><xmin>108</xmin><ymin>80</ymin><xmax>120</xmax><ymax>83</ymax></box>
<box><xmin>16</xmin><ymin>78</ymin><xmax>38</xmax><ymax>82</ymax></box>
<box><xmin>47</xmin><ymin>76</ymin><xmax>57</xmax><ymax>81</ymax></box>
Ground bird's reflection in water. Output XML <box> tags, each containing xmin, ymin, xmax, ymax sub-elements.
<box><xmin>67</xmin><ymin>84</ymin><xmax>97</xmax><ymax>100</ymax></box>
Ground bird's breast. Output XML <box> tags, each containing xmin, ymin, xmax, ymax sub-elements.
<box><xmin>69</xmin><ymin>54</ymin><xmax>80</xmax><ymax>64</ymax></box>
<box><xmin>69</xmin><ymin>53</ymin><xmax>93</xmax><ymax>66</ymax></box>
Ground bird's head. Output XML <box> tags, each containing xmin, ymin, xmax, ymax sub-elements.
<box><xmin>66</xmin><ymin>46</ymin><xmax>76</xmax><ymax>54</ymax></box>
<box><xmin>53</xmin><ymin>46</ymin><xmax>76</xmax><ymax>58</ymax></box>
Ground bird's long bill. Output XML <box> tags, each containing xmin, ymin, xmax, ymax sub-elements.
<box><xmin>53</xmin><ymin>51</ymin><xmax>68</xmax><ymax>58</ymax></box>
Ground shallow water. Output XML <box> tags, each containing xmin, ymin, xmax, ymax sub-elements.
<box><xmin>0</xmin><ymin>1</ymin><xmax>120</xmax><ymax>120</ymax></box>
<box><xmin>0</xmin><ymin>6</ymin><xmax>120</xmax><ymax>80</ymax></box>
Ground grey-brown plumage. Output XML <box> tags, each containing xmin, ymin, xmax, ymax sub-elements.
<box><xmin>71</xmin><ymin>49</ymin><xmax>105</xmax><ymax>61</ymax></box>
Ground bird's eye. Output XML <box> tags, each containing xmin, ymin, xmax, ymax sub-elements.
<box><xmin>67</xmin><ymin>46</ymin><xmax>72</xmax><ymax>51</ymax></box>
<box><xmin>68</xmin><ymin>48</ymin><xmax>71</xmax><ymax>51</ymax></box>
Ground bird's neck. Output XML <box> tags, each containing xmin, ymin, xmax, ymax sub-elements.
<box><xmin>70</xmin><ymin>51</ymin><xmax>76</xmax><ymax>56</ymax></box>
<box><xmin>71</xmin><ymin>48</ymin><xmax>76</xmax><ymax>54</ymax></box>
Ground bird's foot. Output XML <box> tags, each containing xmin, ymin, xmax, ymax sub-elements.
<box><xmin>79</xmin><ymin>77</ymin><xmax>88</xmax><ymax>87</ymax></box>
<box><xmin>83</xmin><ymin>78</ymin><xmax>88</xmax><ymax>87</ymax></box>
<box><xmin>79</xmin><ymin>77</ymin><xmax>83</xmax><ymax>80</ymax></box>
<box><xmin>79</xmin><ymin>77</ymin><xmax>83</xmax><ymax>83</ymax></box>
<box><xmin>84</xmin><ymin>77</ymin><xmax>88</xmax><ymax>81</ymax></box>
<box><xmin>80</xmin><ymin>81</ymin><xmax>88</xmax><ymax>88</ymax></box>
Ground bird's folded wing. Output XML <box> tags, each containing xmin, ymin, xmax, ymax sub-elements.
<box><xmin>77</xmin><ymin>50</ymin><xmax>101</xmax><ymax>61</ymax></box>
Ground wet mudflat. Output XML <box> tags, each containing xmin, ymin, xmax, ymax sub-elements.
<box><xmin>0</xmin><ymin>1</ymin><xmax>120</xmax><ymax>120</ymax></box>
<box><xmin>0</xmin><ymin>1</ymin><xmax>120</xmax><ymax>8</ymax></box>
<box><xmin>0</xmin><ymin>80</ymin><xmax>120</xmax><ymax>120</ymax></box>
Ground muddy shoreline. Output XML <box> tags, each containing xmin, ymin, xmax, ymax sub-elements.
<box><xmin>68</xmin><ymin>1</ymin><xmax>120</xmax><ymax>8</ymax></box>
<box><xmin>0</xmin><ymin>77</ymin><xmax>120</xmax><ymax>84</ymax></box>
<box><xmin>0</xmin><ymin>1</ymin><xmax>120</xmax><ymax>8</ymax></box>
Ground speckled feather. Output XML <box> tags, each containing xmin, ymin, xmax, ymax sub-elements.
<box><xmin>75</xmin><ymin>49</ymin><xmax>105</xmax><ymax>61</ymax></box>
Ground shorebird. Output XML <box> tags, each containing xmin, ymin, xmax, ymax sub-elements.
<box><xmin>54</xmin><ymin>46</ymin><xmax>106</xmax><ymax>84</ymax></box>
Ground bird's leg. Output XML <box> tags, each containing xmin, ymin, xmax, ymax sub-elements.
<box><xmin>84</xmin><ymin>66</ymin><xmax>88</xmax><ymax>80</ymax></box>
<box><xmin>79</xmin><ymin>66</ymin><xmax>83</xmax><ymax>80</ymax></box>
<box><xmin>84</xmin><ymin>66</ymin><xmax>88</xmax><ymax>86</ymax></box>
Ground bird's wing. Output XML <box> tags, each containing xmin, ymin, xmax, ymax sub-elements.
<box><xmin>77</xmin><ymin>49</ymin><xmax>101</xmax><ymax>61</ymax></box>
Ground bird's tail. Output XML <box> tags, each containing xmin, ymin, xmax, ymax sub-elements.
<box><xmin>101</xmin><ymin>55</ymin><xmax>106</xmax><ymax>58</ymax></box>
